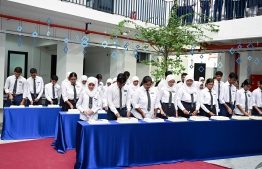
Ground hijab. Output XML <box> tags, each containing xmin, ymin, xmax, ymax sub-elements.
<box><xmin>85</xmin><ymin>77</ymin><xmax>98</xmax><ymax>97</ymax></box>
<box><xmin>112</xmin><ymin>77</ymin><xmax>117</xmax><ymax>83</ymax></box>
<box><xmin>129</xmin><ymin>76</ymin><xmax>139</xmax><ymax>91</ymax></box>
<box><xmin>182</xmin><ymin>75</ymin><xmax>197</xmax><ymax>94</ymax></box>
<box><xmin>196</xmin><ymin>81</ymin><xmax>204</xmax><ymax>93</ymax></box>
<box><xmin>199</xmin><ymin>77</ymin><xmax>204</xmax><ymax>82</ymax></box>
<box><xmin>164</xmin><ymin>75</ymin><xmax>176</xmax><ymax>92</ymax></box>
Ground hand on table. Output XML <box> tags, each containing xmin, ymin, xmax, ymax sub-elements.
<box><xmin>126</xmin><ymin>112</ymin><xmax>131</xmax><ymax>117</ymax></box>
<box><xmin>115</xmin><ymin>113</ymin><xmax>121</xmax><ymax>118</ymax></box>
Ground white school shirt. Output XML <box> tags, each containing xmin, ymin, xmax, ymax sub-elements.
<box><xmin>234</xmin><ymin>88</ymin><xmax>252</xmax><ymax>115</ymax></box>
<box><xmin>176</xmin><ymin>88</ymin><xmax>200</xmax><ymax>111</ymax></box>
<box><xmin>126</xmin><ymin>79</ymin><xmax>131</xmax><ymax>86</ymax></box>
<box><xmin>76</xmin><ymin>90</ymin><xmax>101</xmax><ymax>121</ymax></box>
<box><xmin>131</xmin><ymin>86</ymin><xmax>160</xmax><ymax>119</ymax></box>
<box><xmin>102</xmin><ymin>87</ymin><xmax>109</xmax><ymax>107</ymax></box>
<box><xmin>44</xmin><ymin>83</ymin><xmax>61</xmax><ymax>102</ymax></box>
<box><xmin>213</xmin><ymin>80</ymin><xmax>224</xmax><ymax>101</ymax></box>
<box><xmin>252</xmin><ymin>87</ymin><xmax>262</xmax><ymax>108</ymax></box>
<box><xmin>175</xmin><ymin>82</ymin><xmax>183</xmax><ymax>91</ymax></box>
<box><xmin>200</xmin><ymin>88</ymin><xmax>219</xmax><ymax>114</ymax></box>
<box><xmin>158</xmin><ymin>86</ymin><xmax>178</xmax><ymax>109</ymax></box>
<box><xmin>62</xmin><ymin>81</ymin><xmax>82</xmax><ymax>102</ymax></box>
<box><xmin>107</xmin><ymin>83</ymin><xmax>131</xmax><ymax>114</ymax></box>
<box><xmin>4</xmin><ymin>75</ymin><xmax>28</xmax><ymax>98</ymax></box>
<box><xmin>219</xmin><ymin>81</ymin><xmax>237</xmax><ymax>105</ymax></box>
<box><xmin>27</xmin><ymin>76</ymin><xmax>44</xmax><ymax>101</ymax></box>
<box><xmin>157</xmin><ymin>79</ymin><xmax>165</xmax><ymax>92</ymax></box>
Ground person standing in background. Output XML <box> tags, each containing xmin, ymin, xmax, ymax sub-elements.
<box><xmin>27</xmin><ymin>68</ymin><xmax>44</xmax><ymax>105</ymax></box>
<box><xmin>45</xmin><ymin>75</ymin><xmax>60</xmax><ymax>106</ymax></box>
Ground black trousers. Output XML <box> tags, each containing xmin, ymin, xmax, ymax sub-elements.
<box><xmin>161</xmin><ymin>103</ymin><xmax>176</xmax><ymax>119</ymax></box>
<box><xmin>107</xmin><ymin>107</ymin><xmax>127</xmax><ymax>120</ymax></box>
<box><xmin>178</xmin><ymin>101</ymin><xmax>196</xmax><ymax>118</ymax></box>
<box><xmin>45</xmin><ymin>98</ymin><xmax>58</xmax><ymax>106</ymax></box>
<box><xmin>62</xmin><ymin>99</ymin><xmax>78</xmax><ymax>111</ymax></box>
<box><xmin>200</xmin><ymin>104</ymin><xmax>217</xmax><ymax>118</ymax></box>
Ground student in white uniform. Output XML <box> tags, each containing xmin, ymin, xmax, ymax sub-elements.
<box><xmin>199</xmin><ymin>77</ymin><xmax>205</xmax><ymax>83</ymax></box>
<box><xmin>112</xmin><ymin>77</ymin><xmax>117</xmax><ymax>84</ymax></box>
<box><xmin>27</xmin><ymin>68</ymin><xmax>44</xmax><ymax>105</ymax></box>
<box><xmin>234</xmin><ymin>79</ymin><xmax>252</xmax><ymax>116</ymax></box>
<box><xmin>129</xmin><ymin>76</ymin><xmax>139</xmax><ymax>98</ymax></box>
<box><xmin>200</xmin><ymin>78</ymin><xmax>219</xmax><ymax>117</ymax></box>
<box><xmin>107</xmin><ymin>73</ymin><xmax>131</xmax><ymax>120</ymax></box>
<box><xmin>176</xmin><ymin>75</ymin><xmax>200</xmax><ymax>118</ymax></box>
<box><xmin>213</xmin><ymin>71</ymin><xmax>224</xmax><ymax>110</ymax></box>
<box><xmin>124</xmin><ymin>71</ymin><xmax>131</xmax><ymax>85</ymax></box>
<box><xmin>252</xmin><ymin>80</ymin><xmax>262</xmax><ymax>116</ymax></box>
<box><xmin>157</xmin><ymin>71</ymin><xmax>172</xmax><ymax>92</ymax></box>
<box><xmin>175</xmin><ymin>73</ymin><xmax>188</xmax><ymax>91</ymax></box>
<box><xmin>4</xmin><ymin>67</ymin><xmax>28</xmax><ymax>106</ymax></box>
<box><xmin>158</xmin><ymin>75</ymin><xmax>177</xmax><ymax>118</ymax></box>
<box><xmin>132</xmin><ymin>76</ymin><xmax>159</xmax><ymax>119</ymax></box>
<box><xmin>102</xmin><ymin>78</ymin><xmax>113</xmax><ymax>110</ymax></box>
<box><xmin>80</xmin><ymin>75</ymin><xmax>88</xmax><ymax>91</ymax></box>
<box><xmin>219</xmin><ymin>72</ymin><xmax>238</xmax><ymax>117</ymax></box>
<box><xmin>195</xmin><ymin>82</ymin><xmax>204</xmax><ymax>95</ymax></box>
<box><xmin>45</xmin><ymin>75</ymin><xmax>60</xmax><ymax>106</ymax></box>
<box><xmin>62</xmin><ymin>72</ymin><xmax>82</xmax><ymax>111</ymax></box>
<box><xmin>76</xmin><ymin>77</ymin><xmax>101</xmax><ymax>121</ymax></box>
<box><xmin>59</xmin><ymin>71</ymin><xmax>71</xmax><ymax>106</ymax></box>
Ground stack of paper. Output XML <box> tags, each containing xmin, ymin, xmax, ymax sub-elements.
<box><xmin>143</xmin><ymin>118</ymin><xmax>165</xmax><ymax>122</ymax></box>
<box><xmin>117</xmin><ymin>117</ymin><xmax>139</xmax><ymax>123</ymax></box>
<box><xmin>10</xmin><ymin>105</ymin><xmax>25</xmax><ymax>108</ymax></box>
<box><xmin>189</xmin><ymin>116</ymin><xmax>209</xmax><ymax>121</ymax></box>
<box><xmin>67</xmin><ymin>109</ymin><xmax>80</xmax><ymax>114</ymax></box>
<box><xmin>97</xmin><ymin>110</ymin><xmax>107</xmax><ymax>114</ymax></box>
<box><xmin>88</xmin><ymin>119</ymin><xmax>110</xmax><ymax>124</ymax></box>
<box><xmin>28</xmin><ymin>105</ymin><xmax>43</xmax><ymax>107</ymax></box>
<box><xmin>47</xmin><ymin>105</ymin><xmax>60</xmax><ymax>107</ymax></box>
<box><xmin>167</xmin><ymin>117</ymin><xmax>187</xmax><ymax>122</ymax></box>
<box><xmin>210</xmin><ymin>116</ymin><xmax>230</xmax><ymax>120</ymax></box>
<box><xmin>231</xmin><ymin>116</ymin><xmax>250</xmax><ymax>120</ymax></box>
<box><xmin>248</xmin><ymin>116</ymin><xmax>262</xmax><ymax>120</ymax></box>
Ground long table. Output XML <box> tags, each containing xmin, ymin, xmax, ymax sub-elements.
<box><xmin>1</xmin><ymin>107</ymin><xmax>61</xmax><ymax>140</ymax></box>
<box><xmin>74</xmin><ymin>119</ymin><xmax>262</xmax><ymax>169</ymax></box>
<box><xmin>53</xmin><ymin>111</ymin><xmax>107</xmax><ymax>153</ymax></box>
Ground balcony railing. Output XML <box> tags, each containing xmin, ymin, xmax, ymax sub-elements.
<box><xmin>62</xmin><ymin>0</ymin><xmax>262</xmax><ymax>26</ymax></box>
<box><xmin>61</xmin><ymin>0</ymin><xmax>168</xmax><ymax>25</ymax></box>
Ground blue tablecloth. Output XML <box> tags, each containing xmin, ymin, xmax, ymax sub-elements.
<box><xmin>1</xmin><ymin>107</ymin><xmax>61</xmax><ymax>140</ymax></box>
<box><xmin>74</xmin><ymin>120</ymin><xmax>262</xmax><ymax>169</ymax></box>
<box><xmin>53</xmin><ymin>111</ymin><xmax>107</xmax><ymax>153</ymax></box>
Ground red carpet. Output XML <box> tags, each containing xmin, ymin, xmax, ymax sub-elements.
<box><xmin>0</xmin><ymin>138</ymin><xmax>229</xmax><ymax>169</ymax></box>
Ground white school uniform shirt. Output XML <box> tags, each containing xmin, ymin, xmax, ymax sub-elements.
<box><xmin>126</xmin><ymin>79</ymin><xmax>131</xmax><ymax>86</ymax></box>
<box><xmin>4</xmin><ymin>75</ymin><xmax>28</xmax><ymax>98</ymax></box>
<box><xmin>200</xmin><ymin>88</ymin><xmax>219</xmax><ymax>115</ymax></box>
<box><xmin>107</xmin><ymin>83</ymin><xmax>131</xmax><ymax>114</ymax></box>
<box><xmin>27</xmin><ymin>76</ymin><xmax>44</xmax><ymax>101</ymax></box>
<box><xmin>102</xmin><ymin>87</ymin><xmax>109</xmax><ymax>107</ymax></box>
<box><xmin>44</xmin><ymin>83</ymin><xmax>61</xmax><ymax>102</ymax></box>
<box><xmin>219</xmin><ymin>81</ymin><xmax>237</xmax><ymax>105</ymax></box>
<box><xmin>158</xmin><ymin>86</ymin><xmax>177</xmax><ymax>109</ymax></box>
<box><xmin>62</xmin><ymin>81</ymin><xmax>82</xmax><ymax>102</ymax></box>
<box><xmin>176</xmin><ymin>88</ymin><xmax>200</xmax><ymax>111</ymax></box>
<box><xmin>131</xmin><ymin>86</ymin><xmax>160</xmax><ymax>119</ymax></box>
<box><xmin>175</xmin><ymin>82</ymin><xmax>183</xmax><ymax>91</ymax></box>
<box><xmin>252</xmin><ymin>87</ymin><xmax>262</xmax><ymax>108</ymax></box>
<box><xmin>157</xmin><ymin>79</ymin><xmax>165</xmax><ymax>92</ymax></box>
<box><xmin>213</xmin><ymin>80</ymin><xmax>224</xmax><ymax>101</ymax></box>
<box><xmin>234</xmin><ymin>88</ymin><xmax>252</xmax><ymax>115</ymax></box>
<box><xmin>76</xmin><ymin>90</ymin><xmax>101</xmax><ymax>121</ymax></box>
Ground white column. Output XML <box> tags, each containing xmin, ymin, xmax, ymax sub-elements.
<box><xmin>217</xmin><ymin>52</ymin><xmax>235</xmax><ymax>82</ymax></box>
<box><xmin>123</xmin><ymin>50</ymin><xmax>137</xmax><ymax>78</ymax></box>
<box><xmin>57</xmin><ymin>42</ymin><xmax>84</xmax><ymax>84</ymax></box>
<box><xmin>238</xmin><ymin>51</ymin><xmax>249</xmax><ymax>85</ymax></box>
<box><xmin>109</xmin><ymin>49</ymin><xmax>125</xmax><ymax>78</ymax></box>
<box><xmin>0</xmin><ymin>33</ymin><xmax>6</xmax><ymax>108</ymax></box>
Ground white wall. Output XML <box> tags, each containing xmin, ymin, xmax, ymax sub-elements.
<box><xmin>0</xmin><ymin>33</ymin><xmax>6</xmax><ymax>108</ymax></box>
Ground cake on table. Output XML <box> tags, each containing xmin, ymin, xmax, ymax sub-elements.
<box><xmin>167</xmin><ymin>117</ymin><xmax>187</xmax><ymax>122</ymax></box>
<box><xmin>10</xmin><ymin>105</ymin><xmax>25</xmax><ymax>108</ymax></box>
<box><xmin>67</xmin><ymin>109</ymin><xmax>80</xmax><ymax>114</ymax></box>
<box><xmin>88</xmin><ymin>119</ymin><xmax>110</xmax><ymax>124</ymax></box>
<box><xmin>231</xmin><ymin>116</ymin><xmax>250</xmax><ymax>120</ymax></box>
<box><xmin>249</xmin><ymin>116</ymin><xmax>262</xmax><ymax>120</ymax></box>
<box><xmin>189</xmin><ymin>116</ymin><xmax>209</xmax><ymax>121</ymax></box>
<box><xmin>143</xmin><ymin>118</ymin><xmax>165</xmax><ymax>122</ymax></box>
<box><xmin>47</xmin><ymin>105</ymin><xmax>60</xmax><ymax>107</ymax></box>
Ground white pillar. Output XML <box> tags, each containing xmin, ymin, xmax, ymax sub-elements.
<box><xmin>123</xmin><ymin>50</ymin><xmax>137</xmax><ymax>78</ymax></box>
<box><xmin>0</xmin><ymin>33</ymin><xmax>6</xmax><ymax>108</ymax></box>
<box><xmin>217</xmin><ymin>52</ymin><xmax>235</xmax><ymax>82</ymax></box>
<box><xmin>109</xmin><ymin>49</ymin><xmax>125</xmax><ymax>78</ymax></box>
<box><xmin>57</xmin><ymin>42</ymin><xmax>84</xmax><ymax>84</ymax></box>
<box><xmin>238</xmin><ymin>51</ymin><xmax>249</xmax><ymax>85</ymax></box>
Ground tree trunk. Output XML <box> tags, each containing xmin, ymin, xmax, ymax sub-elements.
<box><xmin>163</xmin><ymin>53</ymin><xmax>168</xmax><ymax>72</ymax></box>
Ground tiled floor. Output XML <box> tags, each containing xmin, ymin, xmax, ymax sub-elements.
<box><xmin>0</xmin><ymin>109</ymin><xmax>261</xmax><ymax>168</ymax></box>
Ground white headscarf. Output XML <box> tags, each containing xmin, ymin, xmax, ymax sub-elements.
<box><xmin>81</xmin><ymin>75</ymin><xmax>88</xmax><ymax>82</ymax></box>
<box><xmin>113</xmin><ymin>77</ymin><xmax>117</xmax><ymax>83</ymax></box>
<box><xmin>66</xmin><ymin>72</ymin><xmax>72</xmax><ymax>79</ymax></box>
<box><xmin>105</xmin><ymin>78</ymin><xmax>113</xmax><ymax>86</ymax></box>
<box><xmin>182</xmin><ymin>75</ymin><xmax>197</xmax><ymax>94</ymax></box>
<box><xmin>85</xmin><ymin>77</ymin><xmax>98</xmax><ymax>97</ymax></box>
<box><xmin>199</xmin><ymin>77</ymin><xmax>204</xmax><ymax>82</ymax></box>
<box><xmin>165</xmin><ymin>75</ymin><xmax>176</xmax><ymax>92</ymax></box>
<box><xmin>196</xmin><ymin>81</ymin><xmax>204</xmax><ymax>93</ymax></box>
<box><xmin>129</xmin><ymin>76</ymin><xmax>139</xmax><ymax>91</ymax></box>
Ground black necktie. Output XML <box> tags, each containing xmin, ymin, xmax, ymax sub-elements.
<box><xmin>33</xmin><ymin>78</ymin><xmax>36</xmax><ymax>96</ymax></box>
<box><xmin>209</xmin><ymin>90</ymin><xmax>213</xmax><ymax>110</ymax></box>
<box><xmin>73</xmin><ymin>84</ymin><xmax>76</xmax><ymax>103</ymax></box>
<box><xmin>146</xmin><ymin>90</ymin><xmax>151</xmax><ymax>111</ymax></box>
<box><xmin>168</xmin><ymin>91</ymin><xmax>172</xmax><ymax>108</ymax></box>
<box><xmin>52</xmin><ymin>84</ymin><xmax>55</xmax><ymax>99</ymax></box>
<box><xmin>190</xmin><ymin>94</ymin><xmax>194</xmax><ymax>108</ymax></box>
<box><xmin>245</xmin><ymin>91</ymin><xmax>248</xmax><ymax>112</ymax></box>
<box><xmin>119</xmin><ymin>88</ymin><xmax>122</xmax><ymax>110</ymax></box>
<box><xmin>13</xmin><ymin>78</ymin><xmax>18</xmax><ymax>95</ymax></box>
<box><xmin>229</xmin><ymin>84</ymin><xmax>232</xmax><ymax>104</ymax></box>
<box><xmin>218</xmin><ymin>82</ymin><xmax>220</xmax><ymax>100</ymax></box>
<box><xmin>89</xmin><ymin>97</ymin><xmax>93</xmax><ymax>109</ymax></box>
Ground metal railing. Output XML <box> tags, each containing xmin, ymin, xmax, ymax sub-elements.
<box><xmin>61</xmin><ymin>0</ymin><xmax>168</xmax><ymax>25</ymax></box>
